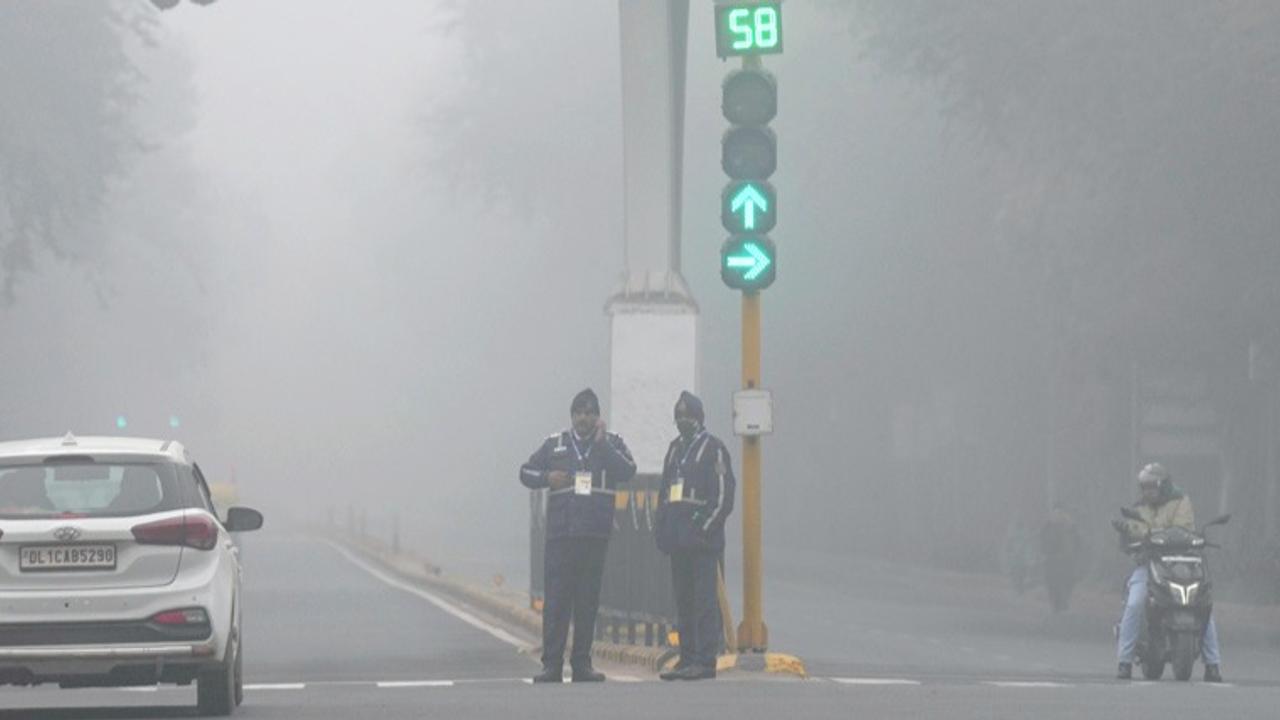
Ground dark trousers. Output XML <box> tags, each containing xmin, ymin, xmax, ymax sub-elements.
<box><xmin>541</xmin><ymin>536</ymin><xmax>608</xmax><ymax>671</ymax></box>
<box><xmin>671</xmin><ymin>550</ymin><xmax>723</xmax><ymax>668</ymax></box>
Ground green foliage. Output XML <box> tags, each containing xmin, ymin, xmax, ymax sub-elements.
<box><xmin>0</xmin><ymin>2</ymin><xmax>154</xmax><ymax>300</ymax></box>
<box><xmin>849</xmin><ymin>1</ymin><xmax>1280</xmax><ymax>344</ymax></box>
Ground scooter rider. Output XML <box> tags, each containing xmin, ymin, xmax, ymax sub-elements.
<box><xmin>1112</xmin><ymin>463</ymin><xmax>1223</xmax><ymax>682</ymax></box>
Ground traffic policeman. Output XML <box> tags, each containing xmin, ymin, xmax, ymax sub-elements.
<box><xmin>520</xmin><ymin>388</ymin><xmax>636</xmax><ymax>683</ymax></box>
<box><xmin>656</xmin><ymin>391</ymin><xmax>735</xmax><ymax>681</ymax></box>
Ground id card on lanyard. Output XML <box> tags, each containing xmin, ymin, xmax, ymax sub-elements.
<box><xmin>670</xmin><ymin>431</ymin><xmax>706</xmax><ymax>503</ymax></box>
<box><xmin>572</xmin><ymin>434</ymin><xmax>593</xmax><ymax>496</ymax></box>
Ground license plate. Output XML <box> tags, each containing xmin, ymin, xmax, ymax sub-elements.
<box><xmin>19</xmin><ymin>544</ymin><xmax>117</xmax><ymax>572</ymax></box>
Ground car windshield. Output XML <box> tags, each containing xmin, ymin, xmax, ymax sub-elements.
<box><xmin>0</xmin><ymin>462</ymin><xmax>182</xmax><ymax>519</ymax></box>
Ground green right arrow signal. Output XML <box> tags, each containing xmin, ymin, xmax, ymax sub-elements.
<box><xmin>726</xmin><ymin>241</ymin><xmax>772</xmax><ymax>280</ymax></box>
<box><xmin>721</xmin><ymin>236</ymin><xmax>776</xmax><ymax>290</ymax></box>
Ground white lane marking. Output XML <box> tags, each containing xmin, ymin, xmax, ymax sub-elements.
<box><xmin>245</xmin><ymin>683</ymin><xmax>306</xmax><ymax>690</ymax></box>
<box><xmin>115</xmin><ymin>686</ymin><xmax>160</xmax><ymax>692</ymax></box>
<box><xmin>376</xmin><ymin>680</ymin><xmax>455</xmax><ymax>688</ymax></box>
<box><xmin>326</xmin><ymin>541</ymin><xmax>533</xmax><ymax>652</ymax></box>
<box><xmin>613</xmin><ymin>675</ymin><xmax>644</xmax><ymax>683</ymax></box>
<box><xmin>1206</xmin><ymin>683</ymin><xmax>1236</xmax><ymax>688</ymax></box>
<box><xmin>977</xmin><ymin>676</ymin><xmax>1070</xmax><ymax>681</ymax></box>
<box><xmin>522</xmin><ymin>678</ymin><xmax>571</xmax><ymax>684</ymax></box>
<box><xmin>831</xmin><ymin>678</ymin><xmax>922</xmax><ymax>686</ymax></box>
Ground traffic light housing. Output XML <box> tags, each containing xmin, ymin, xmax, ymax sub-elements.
<box><xmin>722</xmin><ymin>180</ymin><xmax>776</xmax><ymax>234</ymax></box>
<box><xmin>720</xmin><ymin>65</ymin><xmax>778</xmax><ymax>291</ymax></box>
<box><xmin>722</xmin><ymin>127</ymin><xmax>777</xmax><ymax>180</ymax></box>
<box><xmin>722</xmin><ymin>69</ymin><xmax>777</xmax><ymax>126</ymax></box>
<box><xmin>721</xmin><ymin>68</ymin><xmax>778</xmax><ymax>181</ymax></box>
<box><xmin>720</xmin><ymin>236</ymin><xmax>776</xmax><ymax>291</ymax></box>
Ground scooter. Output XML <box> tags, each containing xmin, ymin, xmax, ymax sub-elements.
<box><xmin>1116</xmin><ymin>509</ymin><xmax>1230</xmax><ymax>681</ymax></box>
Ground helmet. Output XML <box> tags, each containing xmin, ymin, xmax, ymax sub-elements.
<box><xmin>1138</xmin><ymin>462</ymin><xmax>1170</xmax><ymax>487</ymax></box>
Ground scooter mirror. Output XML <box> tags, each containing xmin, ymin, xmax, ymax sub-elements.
<box><xmin>1204</xmin><ymin>513</ymin><xmax>1231</xmax><ymax>528</ymax></box>
<box><xmin>1120</xmin><ymin>507</ymin><xmax>1143</xmax><ymax>521</ymax></box>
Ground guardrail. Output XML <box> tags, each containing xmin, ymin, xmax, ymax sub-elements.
<box><xmin>529</xmin><ymin>473</ymin><xmax>678</xmax><ymax>647</ymax></box>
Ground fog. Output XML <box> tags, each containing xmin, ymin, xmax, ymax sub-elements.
<box><xmin>2</xmin><ymin>0</ymin><xmax>1279</xmax><ymax>606</ymax></box>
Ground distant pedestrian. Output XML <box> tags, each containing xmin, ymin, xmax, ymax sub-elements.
<box><xmin>656</xmin><ymin>391</ymin><xmax>735</xmax><ymax>681</ymax></box>
<box><xmin>1002</xmin><ymin>516</ymin><xmax>1037</xmax><ymax>595</ymax></box>
<box><xmin>520</xmin><ymin>388</ymin><xmax>636</xmax><ymax>683</ymax></box>
<box><xmin>1040</xmin><ymin>504</ymin><xmax>1081</xmax><ymax>613</ymax></box>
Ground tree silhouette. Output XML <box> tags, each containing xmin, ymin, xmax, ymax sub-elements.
<box><xmin>0</xmin><ymin>2</ymin><xmax>157</xmax><ymax>300</ymax></box>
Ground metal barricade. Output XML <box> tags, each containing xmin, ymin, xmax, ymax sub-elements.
<box><xmin>528</xmin><ymin>474</ymin><xmax>676</xmax><ymax>646</ymax></box>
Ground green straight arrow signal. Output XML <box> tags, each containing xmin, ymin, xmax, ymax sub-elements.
<box><xmin>731</xmin><ymin>184</ymin><xmax>768</xmax><ymax>230</ymax></box>
<box><xmin>726</xmin><ymin>242</ymin><xmax>772</xmax><ymax>280</ymax></box>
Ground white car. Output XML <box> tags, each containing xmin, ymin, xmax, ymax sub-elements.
<box><xmin>0</xmin><ymin>434</ymin><xmax>263</xmax><ymax>716</ymax></box>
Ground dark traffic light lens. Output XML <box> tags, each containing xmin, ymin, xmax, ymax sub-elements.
<box><xmin>722</xmin><ymin>127</ymin><xmax>777</xmax><ymax>180</ymax></box>
<box><xmin>722</xmin><ymin>69</ymin><xmax>777</xmax><ymax>126</ymax></box>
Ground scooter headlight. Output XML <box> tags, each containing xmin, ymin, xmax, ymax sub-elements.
<box><xmin>1166</xmin><ymin>581</ymin><xmax>1201</xmax><ymax>605</ymax></box>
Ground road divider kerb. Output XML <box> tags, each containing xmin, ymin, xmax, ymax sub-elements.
<box><xmin>325</xmin><ymin>533</ymin><xmax>680</xmax><ymax>674</ymax></box>
<box><xmin>701</xmin><ymin>652</ymin><xmax>807</xmax><ymax>678</ymax></box>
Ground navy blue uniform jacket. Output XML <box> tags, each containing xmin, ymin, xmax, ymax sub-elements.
<box><xmin>656</xmin><ymin>430</ymin><xmax>736</xmax><ymax>554</ymax></box>
<box><xmin>520</xmin><ymin>430</ymin><xmax>636</xmax><ymax>539</ymax></box>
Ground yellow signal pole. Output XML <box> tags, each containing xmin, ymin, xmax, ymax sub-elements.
<box><xmin>737</xmin><ymin>290</ymin><xmax>767</xmax><ymax>651</ymax></box>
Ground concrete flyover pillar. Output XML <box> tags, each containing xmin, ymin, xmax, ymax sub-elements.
<box><xmin>609</xmin><ymin>0</ymin><xmax>696</xmax><ymax>474</ymax></box>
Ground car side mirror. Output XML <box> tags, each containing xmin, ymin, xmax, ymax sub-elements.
<box><xmin>1205</xmin><ymin>513</ymin><xmax>1231</xmax><ymax>528</ymax></box>
<box><xmin>1120</xmin><ymin>507</ymin><xmax>1142</xmax><ymax>521</ymax></box>
<box><xmin>225</xmin><ymin>506</ymin><xmax>264</xmax><ymax>533</ymax></box>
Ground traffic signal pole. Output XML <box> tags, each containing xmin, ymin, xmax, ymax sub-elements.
<box><xmin>738</xmin><ymin>288</ymin><xmax>767</xmax><ymax>651</ymax></box>
<box><xmin>716</xmin><ymin>3</ymin><xmax>787</xmax><ymax>663</ymax></box>
<box><xmin>724</xmin><ymin>27</ymin><xmax>771</xmax><ymax>655</ymax></box>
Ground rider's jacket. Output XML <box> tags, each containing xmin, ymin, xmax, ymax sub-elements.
<box><xmin>1121</xmin><ymin>486</ymin><xmax>1195</xmax><ymax>541</ymax></box>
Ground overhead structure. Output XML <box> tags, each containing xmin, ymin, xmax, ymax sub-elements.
<box><xmin>608</xmin><ymin>0</ymin><xmax>697</xmax><ymax>475</ymax></box>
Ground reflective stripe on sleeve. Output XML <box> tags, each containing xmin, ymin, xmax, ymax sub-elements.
<box><xmin>701</xmin><ymin>447</ymin><xmax>728</xmax><ymax>532</ymax></box>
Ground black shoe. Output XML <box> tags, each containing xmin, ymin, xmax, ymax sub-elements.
<box><xmin>680</xmin><ymin>665</ymin><xmax>717</xmax><ymax>681</ymax></box>
<box><xmin>531</xmin><ymin>668</ymin><xmax>563</xmax><ymax>684</ymax></box>
<box><xmin>659</xmin><ymin>663</ymin><xmax>688</xmax><ymax>681</ymax></box>
<box><xmin>661</xmin><ymin>665</ymin><xmax>699</xmax><ymax>681</ymax></box>
<box><xmin>571</xmin><ymin>666</ymin><xmax>606</xmax><ymax>683</ymax></box>
<box><xmin>1204</xmin><ymin>664</ymin><xmax>1223</xmax><ymax>683</ymax></box>
<box><xmin>1116</xmin><ymin>662</ymin><xmax>1132</xmax><ymax>680</ymax></box>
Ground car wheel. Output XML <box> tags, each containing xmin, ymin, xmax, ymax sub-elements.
<box><xmin>234</xmin><ymin>635</ymin><xmax>244</xmax><ymax>707</ymax></box>
<box><xmin>197</xmin><ymin>634</ymin><xmax>237</xmax><ymax>717</ymax></box>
